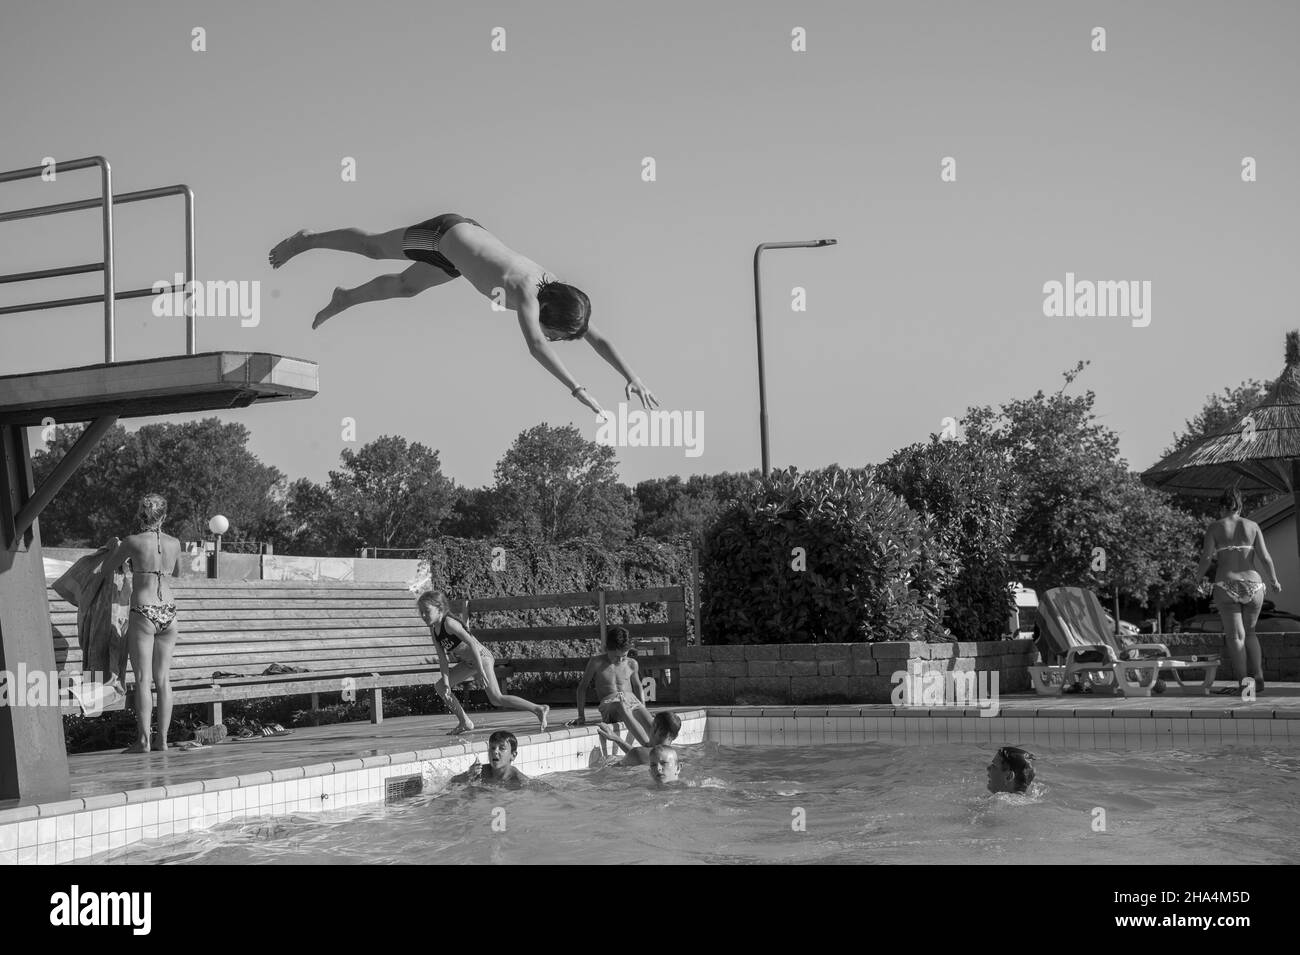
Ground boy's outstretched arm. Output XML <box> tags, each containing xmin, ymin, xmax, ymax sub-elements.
<box><xmin>582</xmin><ymin>324</ymin><xmax>659</xmax><ymax>410</ymax></box>
<box><xmin>516</xmin><ymin>305</ymin><xmax>605</xmax><ymax>416</ymax></box>
<box><xmin>596</xmin><ymin>725</ymin><xmax>636</xmax><ymax>755</ymax></box>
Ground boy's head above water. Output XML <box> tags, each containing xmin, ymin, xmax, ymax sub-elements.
<box><xmin>648</xmin><ymin>745</ymin><xmax>679</xmax><ymax>784</ymax></box>
<box><xmin>537</xmin><ymin>280</ymin><xmax>590</xmax><ymax>342</ymax></box>
<box><xmin>488</xmin><ymin>731</ymin><xmax>518</xmax><ymax>772</ymax></box>
<box><xmin>987</xmin><ymin>746</ymin><xmax>1036</xmax><ymax>794</ymax></box>
<box><xmin>650</xmin><ymin>711</ymin><xmax>682</xmax><ymax>746</ymax></box>
<box><xmin>604</xmin><ymin>626</ymin><xmax>631</xmax><ymax>662</ymax></box>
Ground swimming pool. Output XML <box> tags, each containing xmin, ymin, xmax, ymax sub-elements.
<box><xmin>105</xmin><ymin>739</ymin><xmax>1300</xmax><ymax>865</ymax></box>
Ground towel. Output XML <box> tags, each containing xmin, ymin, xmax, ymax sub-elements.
<box><xmin>52</xmin><ymin>544</ymin><xmax>131</xmax><ymax>700</ymax></box>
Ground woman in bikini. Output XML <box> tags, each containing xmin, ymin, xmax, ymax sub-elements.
<box><xmin>94</xmin><ymin>494</ymin><xmax>183</xmax><ymax>752</ymax></box>
<box><xmin>1194</xmin><ymin>487</ymin><xmax>1282</xmax><ymax>695</ymax></box>
<box><xmin>416</xmin><ymin>590</ymin><xmax>548</xmax><ymax>735</ymax></box>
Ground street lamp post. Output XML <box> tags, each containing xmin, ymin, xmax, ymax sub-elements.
<box><xmin>753</xmin><ymin>239</ymin><xmax>837</xmax><ymax>475</ymax></box>
<box><xmin>208</xmin><ymin>514</ymin><xmax>228</xmax><ymax>579</ymax></box>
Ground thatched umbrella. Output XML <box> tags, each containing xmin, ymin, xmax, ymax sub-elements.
<box><xmin>1142</xmin><ymin>330</ymin><xmax>1300</xmax><ymax>577</ymax></box>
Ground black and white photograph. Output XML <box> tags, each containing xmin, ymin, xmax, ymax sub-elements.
<box><xmin>0</xmin><ymin>0</ymin><xmax>1294</xmax><ymax>916</ymax></box>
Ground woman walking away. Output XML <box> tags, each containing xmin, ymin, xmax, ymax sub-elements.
<box><xmin>1195</xmin><ymin>487</ymin><xmax>1282</xmax><ymax>696</ymax></box>
<box><xmin>418</xmin><ymin>591</ymin><xmax>548</xmax><ymax>735</ymax></box>
<box><xmin>94</xmin><ymin>494</ymin><xmax>183</xmax><ymax>752</ymax></box>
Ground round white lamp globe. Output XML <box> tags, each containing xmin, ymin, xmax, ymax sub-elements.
<box><xmin>209</xmin><ymin>515</ymin><xmax>230</xmax><ymax>535</ymax></box>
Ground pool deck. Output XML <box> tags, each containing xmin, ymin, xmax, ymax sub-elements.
<box><xmin>3</xmin><ymin>686</ymin><xmax>1298</xmax><ymax>822</ymax></box>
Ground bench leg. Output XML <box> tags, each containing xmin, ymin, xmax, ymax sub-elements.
<box><xmin>206</xmin><ymin>701</ymin><xmax>223</xmax><ymax>726</ymax></box>
<box><xmin>370</xmin><ymin>687</ymin><xmax>383</xmax><ymax>724</ymax></box>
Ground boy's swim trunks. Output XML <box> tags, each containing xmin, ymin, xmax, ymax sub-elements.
<box><xmin>598</xmin><ymin>691</ymin><xmax>645</xmax><ymax>721</ymax></box>
<box><xmin>403</xmin><ymin>213</ymin><xmax>483</xmax><ymax>277</ymax></box>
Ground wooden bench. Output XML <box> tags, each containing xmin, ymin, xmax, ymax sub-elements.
<box><xmin>49</xmin><ymin>580</ymin><xmax>689</xmax><ymax>722</ymax></box>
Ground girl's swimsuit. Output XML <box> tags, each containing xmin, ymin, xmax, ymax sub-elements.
<box><xmin>434</xmin><ymin>614</ymin><xmax>492</xmax><ymax>666</ymax></box>
<box><xmin>1210</xmin><ymin>525</ymin><xmax>1265</xmax><ymax>607</ymax></box>
<box><xmin>130</xmin><ymin>529</ymin><xmax>177</xmax><ymax>630</ymax></box>
<box><xmin>402</xmin><ymin>213</ymin><xmax>483</xmax><ymax>278</ymax></box>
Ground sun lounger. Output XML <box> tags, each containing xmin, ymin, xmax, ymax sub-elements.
<box><xmin>1029</xmin><ymin>587</ymin><xmax>1219</xmax><ymax>696</ymax></box>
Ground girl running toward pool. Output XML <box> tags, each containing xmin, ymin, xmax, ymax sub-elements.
<box><xmin>417</xmin><ymin>590</ymin><xmax>549</xmax><ymax>735</ymax></box>
<box><xmin>269</xmin><ymin>214</ymin><xmax>660</xmax><ymax>418</ymax></box>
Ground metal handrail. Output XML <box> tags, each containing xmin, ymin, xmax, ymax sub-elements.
<box><xmin>0</xmin><ymin>157</ymin><xmax>196</xmax><ymax>360</ymax></box>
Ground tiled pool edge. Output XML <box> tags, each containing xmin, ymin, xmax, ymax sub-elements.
<box><xmin>5</xmin><ymin>701</ymin><xmax>1299</xmax><ymax>864</ymax></box>
<box><xmin>704</xmin><ymin>705</ymin><xmax>1300</xmax><ymax>747</ymax></box>
<box><xmin>0</xmin><ymin>710</ymin><xmax>709</xmax><ymax>865</ymax></box>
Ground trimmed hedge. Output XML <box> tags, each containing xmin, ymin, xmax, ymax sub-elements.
<box><xmin>879</xmin><ymin>439</ymin><xmax>1019</xmax><ymax>641</ymax></box>
<box><xmin>417</xmin><ymin>534</ymin><xmax>697</xmax><ymax>668</ymax></box>
<box><xmin>700</xmin><ymin>466</ymin><xmax>956</xmax><ymax>645</ymax></box>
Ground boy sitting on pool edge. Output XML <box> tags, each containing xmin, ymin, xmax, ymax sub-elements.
<box><xmin>575</xmin><ymin>626</ymin><xmax>656</xmax><ymax>745</ymax></box>
<box><xmin>597</xmin><ymin>711</ymin><xmax>682</xmax><ymax>766</ymax></box>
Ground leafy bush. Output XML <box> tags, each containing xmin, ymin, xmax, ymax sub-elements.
<box><xmin>878</xmin><ymin>438</ymin><xmax>1020</xmax><ymax>641</ymax></box>
<box><xmin>700</xmin><ymin>466</ymin><xmax>956</xmax><ymax>644</ymax></box>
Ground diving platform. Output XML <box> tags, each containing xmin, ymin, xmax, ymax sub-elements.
<box><xmin>0</xmin><ymin>352</ymin><xmax>319</xmax><ymax>426</ymax></box>
<box><xmin>1</xmin><ymin>155</ymin><xmax>321</xmax><ymax>803</ymax></box>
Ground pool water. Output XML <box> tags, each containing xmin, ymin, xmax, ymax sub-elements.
<box><xmin>109</xmin><ymin>741</ymin><xmax>1300</xmax><ymax>864</ymax></box>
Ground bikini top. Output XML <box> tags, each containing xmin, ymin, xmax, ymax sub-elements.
<box><xmin>1212</xmin><ymin>524</ymin><xmax>1255</xmax><ymax>556</ymax></box>
<box><xmin>131</xmin><ymin>529</ymin><xmax>170</xmax><ymax>595</ymax></box>
<box><xmin>434</xmin><ymin>614</ymin><xmax>467</xmax><ymax>656</ymax></box>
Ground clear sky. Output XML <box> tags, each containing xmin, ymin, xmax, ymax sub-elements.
<box><xmin>3</xmin><ymin>0</ymin><xmax>1297</xmax><ymax>490</ymax></box>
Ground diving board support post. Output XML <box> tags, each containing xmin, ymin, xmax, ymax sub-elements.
<box><xmin>11</xmin><ymin>415</ymin><xmax>118</xmax><ymax>539</ymax></box>
<box><xmin>0</xmin><ymin>424</ymin><xmax>72</xmax><ymax>801</ymax></box>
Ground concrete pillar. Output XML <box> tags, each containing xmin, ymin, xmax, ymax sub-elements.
<box><xmin>0</xmin><ymin>425</ymin><xmax>72</xmax><ymax>801</ymax></box>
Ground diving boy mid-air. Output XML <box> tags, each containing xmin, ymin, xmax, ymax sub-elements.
<box><xmin>269</xmin><ymin>214</ymin><xmax>659</xmax><ymax>417</ymax></box>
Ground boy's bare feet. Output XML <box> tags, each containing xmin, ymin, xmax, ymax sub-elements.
<box><xmin>124</xmin><ymin>739</ymin><xmax>149</xmax><ymax>754</ymax></box>
<box><xmin>537</xmin><ymin>705</ymin><xmax>550</xmax><ymax>732</ymax></box>
<box><xmin>447</xmin><ymin>721</ymin><xmax>474</xmax><ymax>735</ymax></box>
<box><xmin>269</xmin><ymin>229</ymin><xmax>312</xmax><ymax>268</ymax></box>
<box><xmin>312</xmin><ymin>287</ymin><xmax>348</xmax><ymax>329</ymax></box>
<box><xmin>150</xmin><ymin>737</ymin><xmax>168</xmax><ymax>752</ymax></box>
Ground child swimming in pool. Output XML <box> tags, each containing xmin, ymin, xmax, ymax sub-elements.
<box><xmin>418</xmin><ymin>590</ymin><xmax>548</xmax><ymax>735</ymax></box>
<box><xmin>269</xmin><ymin>214</ymin><xmax>659</xmax><ymax>418</ymax></box>
<box><xmin>596</xmin><ymin>711</ymin><xmax>681</xmax><ymax>765</ymax></box>
<box><xmin>575</xmin><ymin>626</ymin><xmax>655</xmax><ymax>745</ymax></box>
<box><xmin>986</xmin><ymin>746</ymin><xmax>1037</xmax><ymax>794</ymax></box>
<box><xmin>648</xmin><ymin>745</ymin><xmax>680</xmax><ymax>785</ymax></box>
<box><xmin>452</xmin><ymin>731</ymin><xmax>535</xmax><ymax>789</ymax></box>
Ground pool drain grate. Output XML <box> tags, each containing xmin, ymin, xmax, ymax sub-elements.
<box><xmin>385</xmin><ymin>773</ymin><xmax>422</xmax><ymax>802</ymax></box>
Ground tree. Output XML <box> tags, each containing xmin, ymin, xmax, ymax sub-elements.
<box><xmin>633</xmin><ymin>470</ymin><xmax>761</xmax><ymax>543</ymax></box>
<box><xmin>492</xmin><ymin>424</ymin><xmax>635</xmax><ymax>545</ymax></box>
<box><xmin>960</xmin><ymin>362</ymin><xmax>1203</xmax><ymax>614</ymax></box>
<box><xmin>31</xmin><ymin>419</ymin><xmax>283</xmax><ymax>545</ymax></box>
<box><xmin>326</xmin><ymin>436</ymin><xmax>457</xmax><ymax>552</ymax></box>
<box><xmin>277</xmin><ymin>477</ymin><xmax>336</xmax><ymax>556</ymax></box>
<box><xmin>441</xmin><ymin>485</ymin><xmax>505</xmax><ymax>539</ymax></box>
<box><xmin>1163</xmin><ymin>379</ymin><xmax>1271</xmax><ymax>456</ymax></box>
<box><xmin>702</xmin><ymin>465</ymin><xmax>956</xmax><ymax>644</ymax></box>
<box><xmin>878</xmin><ymin>438</ymin><xmax>1021</xmax><ymax>640</ymax></box>
<box><xmin>1161</xmin><ymin>378</ymin><xmax>1277</xmax><ymax>518</ymax></box>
